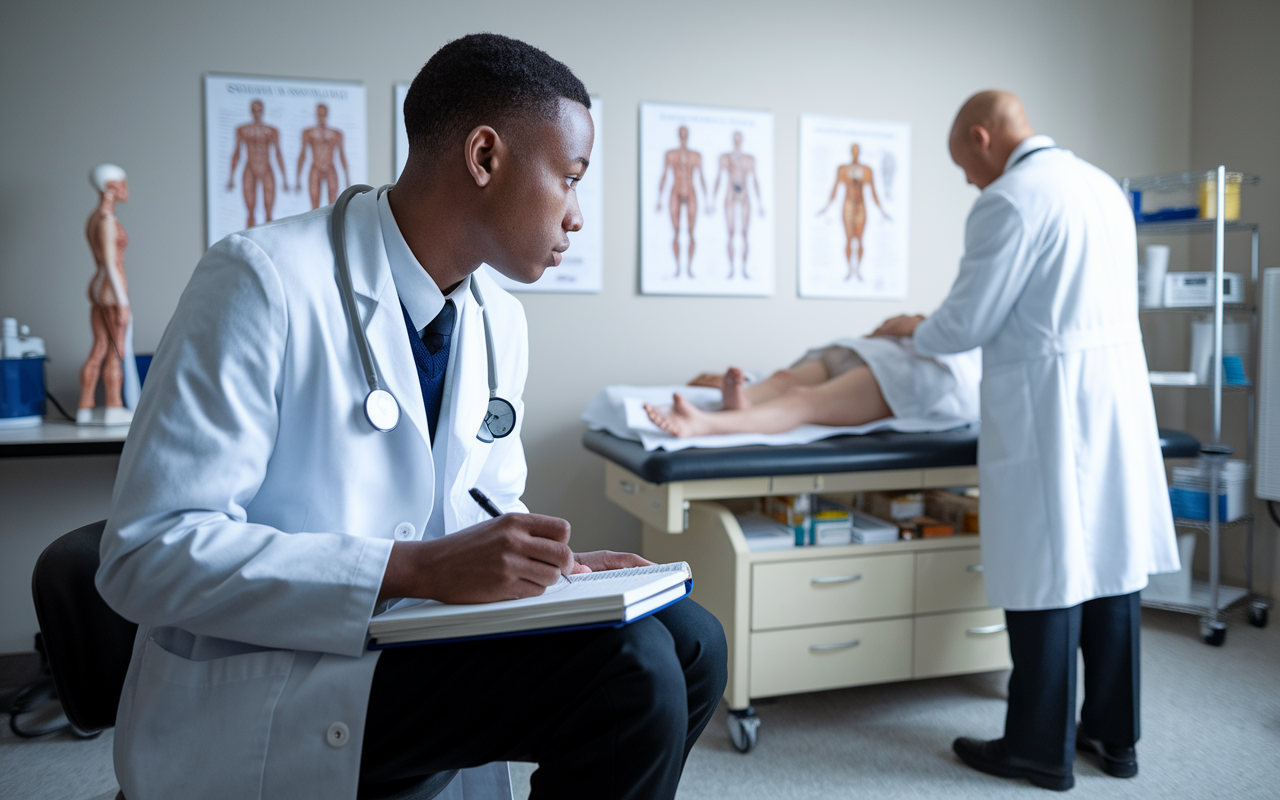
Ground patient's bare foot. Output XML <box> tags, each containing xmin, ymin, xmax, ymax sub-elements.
<box><xmin>721</xmin><ymin>367</ymin><xmax>750</xmax><ymax>410</ymax></box>
<box><xmin>688</xmin><ymin>372</ymin><xmax>724</xmax><ymax>389</ymax></box>
<box><xmin>644</xmin><ymin>394</ymin><xmax>716</xmax><ymax>438</ymax></box>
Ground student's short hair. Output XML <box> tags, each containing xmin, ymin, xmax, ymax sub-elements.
<box><xmin>404</xmin><ymin>33</ymin><xmax>590</xmax><ymax>161</ymax></box>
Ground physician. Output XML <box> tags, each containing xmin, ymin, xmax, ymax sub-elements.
<box><xmin>874</xmin><ymin>91</ymin><xmax>1178</xmax><ymax>792</ymax></box>
<box><xmin>97</xmin><ymin>34</ymin><xmax>726</xmax><ymax>800</ymax></box>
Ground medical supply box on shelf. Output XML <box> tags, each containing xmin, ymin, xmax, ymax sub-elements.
<box><xmin>1168</xmin><ymin>460</ymin><xmax>1250</xmax><ymax>522</ymax></box>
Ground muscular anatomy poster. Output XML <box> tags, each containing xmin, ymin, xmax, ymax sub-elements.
<box><xmin>204</xmin><ymin>74</ymin><xmax>367</xmax><ymax>248</ymax></box>
<box><xmin>797</xmin><ymin>115</ymin><xmax>910</xmax><ymax>299</ymax></box>
<box><xmin>640</xmin><ymin>102</ymin><xmax>774</xmax><ymax>296</ymax></box>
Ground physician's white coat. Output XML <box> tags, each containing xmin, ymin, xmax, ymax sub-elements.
<box><xmin>914</xmin><ymin>136</ymin><xmax>1179</xmax><ymax>611</ymax></box>
<box><xmin>97</xmin><ymin>190</ymin><xmax>524</xmax><ymax>799</ymax></box>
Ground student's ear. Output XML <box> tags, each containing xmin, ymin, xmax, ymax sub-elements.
<box><xmin>465</xmin><ymin>125</ymin><xmax>502</xmax><ymax>188</ymax></box>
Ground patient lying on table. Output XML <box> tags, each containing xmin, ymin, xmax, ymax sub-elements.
<box><xmin>644</xmin><ymin>329</ymin><xmax>981</xmax><ymax>438</ymax></box>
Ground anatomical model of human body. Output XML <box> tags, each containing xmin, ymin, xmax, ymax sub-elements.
<box><xmin>710</xmin><ymin>131</ymin><xmax>763</xmax><ymax>278</ymax></box>
<box><xmin>656</xmin><ymin>126</ymin><xmax>706</xmax><ymax>277</ymax></box>
<box><xmin>820</xmin><ymin>143</ymin><xmax>889</xmax><ymax>281</ymax></box>
<box><xmin>79</xmin><ymin>164</ymin><xmax>134</xmax><ymax>425</ymax></box>
<box><xmin>227</xmin><ymin>99</ymin><xmax>289</xmax><ymax>228</ymax></box>
<box><xmin>296</xmin><ymin>103</ymin><xmax>349</xmax><ymax>209</ymax></box>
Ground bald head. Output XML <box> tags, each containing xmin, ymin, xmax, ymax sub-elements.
<box><xmin>948</xmin><ymin>90</ymin><xmax>1036</xmax><ymax>189</ymax></box>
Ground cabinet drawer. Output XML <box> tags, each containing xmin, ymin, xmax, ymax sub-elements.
<box><xmin>750</xmin><ymin>618</ymin><xmax>913</xmax><ymax>698</ymax></box>
<box><xmin>752</xmin><ymin>554</ymin><xmax>914</xmax><ymax>630</ymax></box>
<box><xmin>913</xmin><ymin>608</ymin><xmax>1011</xmax><ymax>679</ymax></box>
<box><xmin>915</xmin><ymin>548</ymin><xmax>988</xmax><ymax>614</ymax></box>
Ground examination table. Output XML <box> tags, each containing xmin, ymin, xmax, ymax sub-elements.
<box><xmin>584</xmin><ymin>426</ymin><xmax>1199</xmax><ymax>752</ymax></box>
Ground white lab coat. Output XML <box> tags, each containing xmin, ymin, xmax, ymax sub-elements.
<box><xmin>96</xmin><ymin>190</ymin><xmax>525</xmax><ymax>799</ymax></box>
<box><xmin>914</xmin><ymin>136</ymin><xmax>1179</xmax><ymax>611</ymax></box>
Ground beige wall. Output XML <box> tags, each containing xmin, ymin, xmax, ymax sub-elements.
<box><xmin>0</xmin><ymin>0</ymin><xmax>1197</xmax><ymax>651</ymax></box>
<box><xmin>1188</xmin><ymin>0</ymin><xmax>1280</xmax><ymax>596</ymax></box>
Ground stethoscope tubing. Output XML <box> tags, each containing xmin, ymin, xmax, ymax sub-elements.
<box><xmin>330</xmin><ymin>184</ymin><xmax>513</xmax><ymax>437</ymax></box>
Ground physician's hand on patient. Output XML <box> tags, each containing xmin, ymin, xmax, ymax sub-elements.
<box><xmin>871</xmin><ymin>314</ymin><xmax>926</xmax><ymax>338</ymax></box>
<box><xmin>378</xmin><ymin>514</ymin><xmax>652</xmax><ymax>603</ymax></box>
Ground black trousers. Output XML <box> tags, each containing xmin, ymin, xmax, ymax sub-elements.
<box><xmin>1003</xmin><ymin>591</ymin><xmax>1141</xmax><ymax>769</ymax></box>
<box><xmin>360</xmin><ymin>599</ymin><xmax>727</xmax><ymax>800</ymax></box>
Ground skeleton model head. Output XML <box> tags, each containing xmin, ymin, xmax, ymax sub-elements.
<box><xmin>90</xmin><ymin>164</ymin><xmax>129</xmax><ymax>201</ymax></box>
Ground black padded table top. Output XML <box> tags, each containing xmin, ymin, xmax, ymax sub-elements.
<box><xmin>583</xmin><ymin>427</ymin><xmax>1201</xmax><ymax>485</ymax></box>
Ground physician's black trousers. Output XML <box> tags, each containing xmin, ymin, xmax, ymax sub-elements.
<box><xmin>360</xmin><ymin>599</ymin><xmax>727</xmax><ymax>800</ymax></box>
<box><xmin>1003</xmin><ymin>591</ymin><xmax>1141</xmax><ymax>769</ymax></box>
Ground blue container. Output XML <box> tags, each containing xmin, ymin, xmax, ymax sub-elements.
<box><xmin>1169</xmin><ymin>487</ymin><xmax>1229</xmax><ymax>522</ymax></box>
<box><xmin>0</xmin><ymin>357</ymin><xmax>45</xmax><ymax>423</ymax></box>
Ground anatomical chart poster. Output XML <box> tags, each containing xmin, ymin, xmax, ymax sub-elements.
<box><xmin>797</xmin><ymin>114</ymin><xmax>910</xmax><ymax>299</ymax></box>
<box><xmin>640</xmin><ymin>102</ymin><xmax>774</xmax><ymax>296</ymax></box>
<box><xmin>205</xmin><ymin>74</ymin><xmax>367</xmax><ymax>248</ymax></box>
<box><xmin>484</xmin><ymin>97</ymin><xmax>604</xmax><ymax>293</ymax></box>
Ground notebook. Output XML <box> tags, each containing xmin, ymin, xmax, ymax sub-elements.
<box><xmin>368</xmin><ymin>562</ymin><xmax>693</xmax><ymax>648</ymax></box>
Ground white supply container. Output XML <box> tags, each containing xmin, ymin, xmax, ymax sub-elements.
<box><xmin>737</xmin><ymin>512</ymin><xmax>797</xmax><ymax>552</ymax></box>
<box><xmin>1140</xmin><ymin>245</ymin><xmax>1170</xmax><ymax>308</ymax></box>
<box><xmin>1190</xmin><ymin>314</ymin><xmax>1250</xmax><ymax>385</ymax></box>
<box><xmin>850</xmin><ymin>509</ymin><xmax>900</xmax><ymax>544</ymax></box>
<box><xmin>1146</xmin><ymin>532</ymin><xmax>1197</xmax><ymax>602</ymax></box>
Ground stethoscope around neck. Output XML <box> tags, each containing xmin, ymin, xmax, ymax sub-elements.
<box><xmin>331</xmin><ymin>184</ymin><xmax>517</xmax><ymax>443</ymax></box>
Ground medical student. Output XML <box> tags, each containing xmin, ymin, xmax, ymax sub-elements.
<box><xmin>874</xmin><ymin>91</ymin><xmax>1178</xmax><ymax>791</ymax></box>
<box><xmin>97</xmin><ymin>34</ymin><xmax>726</xmax><ymax>800</ymax></box>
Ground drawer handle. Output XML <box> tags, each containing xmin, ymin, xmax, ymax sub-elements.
<box><xmin>810</xmin><ymin>639</ymin><xmax>861</xmax><ymax>652</ymax></box>
<box><xmin>811</xmin><ymin>574</ymin><xmax>862</xmax><ymax>585</ymax></box>
<box><xmin>966</xmin><ymin>624</ymin><xmax>1007</xmax><ymax>635</ymax></box>
<box><xmin>966</xmin><ymin>564</ymin><xmax>984</xmax><ymax>573</ymax></box>
<box><xmin>619</xmin><ymin>480</ymin><xmax>638</xmax><ymax>494</ymax></box>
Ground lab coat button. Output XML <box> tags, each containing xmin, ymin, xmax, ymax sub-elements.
<box><xmin>394</xmin><ymin>523</ymin><xmax>415</xmax><ymax>540</ymax></box>
<box><xmin>326</xmin><ymin>722</ymin><xmax>350</xmax><ymax>748</ymax></box>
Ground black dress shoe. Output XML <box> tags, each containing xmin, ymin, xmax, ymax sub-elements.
<box><xmin>952</xmin><ymin>737</ymin><xmax>1075</xmax><ymax>791</ymax></box>
<box><xmin>1076</xmin><ymin>731</ymin><xmax>1138</xmax><ymax>778</ymax></box>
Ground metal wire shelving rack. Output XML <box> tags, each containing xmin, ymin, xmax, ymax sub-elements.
<box><xmin>1121</xmin><ymin>166</ymin><xmax>1270</xmax><ymax>645</ymax></box>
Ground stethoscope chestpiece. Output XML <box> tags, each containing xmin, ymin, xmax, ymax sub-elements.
<box><xmin>365</xmin><ymin>388</ymin><xmax>401</xmax><ymax>432</ymax></box>
<box><xmin>476</xmin><ymin>395</ymin><xmax>516</xmax><ymax>442</ymax></box>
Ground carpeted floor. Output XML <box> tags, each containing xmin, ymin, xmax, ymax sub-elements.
<box><xmin>4</xmin><ymin>608</ymin><xmax>1278</xmax><ymax>799</ymax></box>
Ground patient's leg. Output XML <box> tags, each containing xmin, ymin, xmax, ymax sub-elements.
<box><xmin>645</xmin><ymin>365</ymin><xmax>891</xmax><ymax>438</ymax></box>
<box><xmin>687</xmin><ymin>359</ymin><xmax>828</xmax><ymax>407</ymax></box>
<box><xmin>741</xmin><ymin>360</ymin><xmax>829</xmax><ymax>406</ymax></box>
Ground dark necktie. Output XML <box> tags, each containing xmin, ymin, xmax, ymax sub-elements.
<box><xmin>401</xmin><ymin>299</ymin><xmax>455</xmax><ymax>441</ymax></box>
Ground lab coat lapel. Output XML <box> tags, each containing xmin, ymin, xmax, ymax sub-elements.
<box><xmin>444</xmin><ymin>293</ymin><xmax>490</xmax><ymax>529</ymax></box>
<box><xmin>340</xmin><ymin>191</ymin><xmax>432</xmax><ymax>455</ymax></box>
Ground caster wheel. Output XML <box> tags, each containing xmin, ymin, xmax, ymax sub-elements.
<box><xmin>727</xmin><ymin>707</ymin><xmax>760</xmax><ymax>753</ymax></box>
<box><xmin>1199</xmin><ymin>618</ymin><xmax>1226</xmax><ymax>647</ymax></box>
<box><xmin>1248</xmin><ymin>601</ymin><xmax>1269</xmax><ymax>628</ymax></box>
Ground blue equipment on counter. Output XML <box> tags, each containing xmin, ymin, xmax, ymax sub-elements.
<box><xmin>0</xmin><ymin>358</ymin><xmax>45</xmax><ymax>427</ymax></box>
<box><xmin>1</xmin><ymin>317</ymin><xmax>45</xmax><ymax>428</ymax></box>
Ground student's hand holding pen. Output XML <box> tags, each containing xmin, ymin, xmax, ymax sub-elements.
<box><xmin>470</xmin><ymin>489</ymin><xmax>653</xmax><ymax>580</ymax></box>
<box><xmin>378</xmin><ymin>511</ymin><xmax>576</xmax><ymax>604</ymax></box>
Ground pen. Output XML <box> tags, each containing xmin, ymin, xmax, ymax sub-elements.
<box><xmin>469</xmin><ymin>487</ymin><xmax>573</xmax><ymax>582</ymax></box>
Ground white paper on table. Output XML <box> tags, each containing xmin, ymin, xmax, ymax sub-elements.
<box><xmin>618</xmin><ymin>395</ymin><xmax>972</xmax><ymax>452</ymax></box>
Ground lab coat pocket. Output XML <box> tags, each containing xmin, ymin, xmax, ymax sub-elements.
<box><xmin>126</xmin><ymin>637</ymin><xmax>293</xmax><ymax>800</ymax></box>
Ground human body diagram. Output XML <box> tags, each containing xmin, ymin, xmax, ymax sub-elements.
<box><xmin>709</xmin><ymin>131</ymin><xmax>763</xmax><ymax>278</ymax></box>
<box><xmin>819</xmin><ymin>143</ymin><xmax>889</xmax><ymax>281</ymax></box>
<box><xmin>81</xmin><ymin>168</ymin><xmax>131</xmax><ymax>412</ymax></box>
<box><xmin>655</xmin><ymin>126</ymin><xmax>706</xmax><ymax>277</ymax></box>
<box><xmin>295</xmin><ymin>103</ymin><xmax>349</xmax><ymax>210</ymax></box>
<box><xmin>227</xmin><ymin>99</ymin><xmax>288</xmax><ymax>228</ymax></box>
